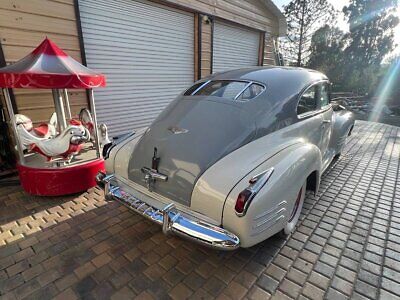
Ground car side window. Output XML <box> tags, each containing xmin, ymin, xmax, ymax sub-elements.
<box><xmin>319</xmin><ymin>83</ymin><xmax>330</xmax><ymax>107</ymax></box>
<box><xmin>297</xmin><ymin>85</ymin><xmax>318</xmax><ymax>116</ymax></box>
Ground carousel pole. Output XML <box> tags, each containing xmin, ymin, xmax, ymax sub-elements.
<box><xmin>2</xmin><ymin>88</ymin><xmax>25</xmax><ymax>164</ymax></box>
<box><xmin>52</xmin><ymin>89</ymin><xmax>67</xmax><ymax>131</ymax></box>
<box><xmin>88</xmin><ymin>88</ymin><xmax>101</xmax><ymax>158</ymax></box>
<box><xmin>62</xmin><ymin>89</ymin><xmax>72</xmax><ymax>120</ymax></box>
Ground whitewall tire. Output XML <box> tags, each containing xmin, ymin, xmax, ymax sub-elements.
<box><xmin>283</xmin><ymin>181</ymin><xmax>306</xmax><ymax>235</ymax></box>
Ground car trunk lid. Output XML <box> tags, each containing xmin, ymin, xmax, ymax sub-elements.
<box><xmin>127</xmin><ymin>96</ymin><xmax>256</xmax><ymax>207</ymax></box>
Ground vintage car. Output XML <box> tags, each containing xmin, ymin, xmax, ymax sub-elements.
<box><xmin>97</xmin><ymin>67</ymin><xmax>355</xmax><ymax>250</ymax></box>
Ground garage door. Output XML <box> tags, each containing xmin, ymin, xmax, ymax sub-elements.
<box><xmin>213</xmin><ymin>21</ymin><xmax>260</xmax><ymax>73</ymax></box>
<box><xmin>79</xmin><ymin>0</ymin><xmax>194</xmax><ymax>136</ymax></box>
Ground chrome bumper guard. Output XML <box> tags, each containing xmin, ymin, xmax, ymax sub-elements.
<box><xmin>97</xmin><ymin>173</ymin><xmax>240</xmax><ymax>250</ymax></box>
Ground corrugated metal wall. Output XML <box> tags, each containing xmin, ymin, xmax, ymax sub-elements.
<box><xmin>212</xmin><ymin>21</ymin><xmax>260</xmax><ymax>73</ymax></box>
<box><xmin>163</xmin><ymin>0</ymin><xmax>279</xmax><ymax>34</ymax></box>
<box><xmin>79</xmin><ymin>0</ymin><xmax>194</xmax><ymax>136</ymax></box>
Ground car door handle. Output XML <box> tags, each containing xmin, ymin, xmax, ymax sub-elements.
<box><xmin>322</xmin><ymin>120</ymin><xmax>331</xmax><ymax>124</ymax></box>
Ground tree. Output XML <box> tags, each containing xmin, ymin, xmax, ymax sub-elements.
<box><xmin>343</xmin><ymin>0</ymin><xmax>399</xmax><ymax>67</ymax></box>
<box><xmin>307</xmin><ymin>25</ymin><xmax>347</xmax><ymax>89</ymax></box>
<box><xmin>281</xmin><ymin>0</ymin><xmax>336</xmax><ymax>67</ymax></box>
<box><xmin>341</xmin><ymin>0</ymin><xmax>399</xmax><ymax>93</ymax></box>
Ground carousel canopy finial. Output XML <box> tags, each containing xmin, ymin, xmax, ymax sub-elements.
<box><xmin>0</xmin><ymin>38</ymin><xmax>106</xmax><ymax>89</ymax></box>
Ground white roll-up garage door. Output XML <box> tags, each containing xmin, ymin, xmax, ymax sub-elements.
<box><xmin>213</xmin><ymin>21</ymin><xmax>260</xmax><ymax>73</ymax></box>
<box><xmin>79</xmin><ymin>0</ymin><xmax>194</xmax><ymax>136</ymax></box>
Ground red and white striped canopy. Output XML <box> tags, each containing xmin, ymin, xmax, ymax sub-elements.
<box><xmin>0</xmin><ymin>38</ymin><xmax>106</xmax><ymax>89</ymax></box>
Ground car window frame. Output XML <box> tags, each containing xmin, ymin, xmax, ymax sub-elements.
<box><xmin>297</xmin><ymin>84</ymin><xmax>318</xmax><ymax>116</ymax></box>
<box><xmin>297</xmin><ymin>79</ymin><xmax>332</xmax><ymax>120</ymax></box>
<box><xmin>185</xmin><ymin>79</ymin><xmax>266</xmax><ymax>101</ymax></box>
<box><xmin>184</xmin><ymin>80</ymin><xmax>211</xmax><ymax>95</ymax></box>
<box><xmin>235</xmin><ymin>82</ymin><xmax>267</xmax><ymax>101</ymax></box>
<box><xmin>319</xmin><ymin>82</ymin><xmax>331</xmax><ymax>109</ymax></box>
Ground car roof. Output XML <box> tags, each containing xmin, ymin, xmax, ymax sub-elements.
<box><xmin>207</xmin><ymin>66</ymin><xmax>328</xmax><ymax>85</ymax></box>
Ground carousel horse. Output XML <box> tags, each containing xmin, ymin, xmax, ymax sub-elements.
<box><xmin>79</xmin><ymin>108</ymin><xmax>111</xmax><ymax>147</ymax></box>
<box><xmin>30</xmin><ymin>125</ymin><xmax>89</xmax><ymax>161</ymax></box>
<box><xmin>15</xmin><ymin>113</ymin><xmax>57</xmax><ymax>143</ymax></box>
<box><xmin>15</xmin><ymin>114</ymin><xmax>90</xmax><ymax>161</ymax></box>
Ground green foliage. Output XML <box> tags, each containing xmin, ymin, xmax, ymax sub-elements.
<box><xmin>341</xmin><ymin>0</ymin><xmax>399</xmax><ymax>93</ymax></box>
<box><xmin>344</xmin><ymin>65</ymin><xmax>380</xmax><ymax>94</ymax></box>
<box><xmin>305</xmin><ymin>0</ymin><xmax>399</xmax><ymax>94</ymax></box>
<box><xmin>307</xmin><ymin>25</ymin><xmax>347</xmax><ymax>90</ymax></box>
<box><xmin>343</xmin><ymin>0</ymin><xmax>399</xmax><ymax>66</ymax></box>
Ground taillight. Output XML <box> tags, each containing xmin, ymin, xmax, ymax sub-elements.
<box><xmin>234</xmin><ymin>189</ymin><xmax>252</xmax><ymax>214</ymax></box>
<box><xmin>235</xmin><ymin>168</ymin><xmax>274</xmax><ymax>216</ymax></box>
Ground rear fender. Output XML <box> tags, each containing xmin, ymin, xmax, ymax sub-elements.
<box><xmin>191</xmin><ymin>137</ymin><xmax>306</xmax><ymax>224</ymax></box>
<box><xmin>105</xmin><ymin>128</ymin><xmax>147</xmax><ymax>176</ymax></box>
<box><xmin>222</xmin><ymin>143</ymin><xmax>322</xmax><ymax>248</ymax></box>
<box><xmin>330</xmin><ymin>110</ymin><xmax>355</xmax><ymax>154</ymax></box>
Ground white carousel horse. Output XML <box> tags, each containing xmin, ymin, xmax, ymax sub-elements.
<box><xmin>15</xmin><ymin>114</ymin><xmax>89</xmax><ymax>161</ymax></box>
<box><xmin>30</xmin><ymin>125</ymin><xmax>89</xmax><ymax>161</ymax></box>
<box><xmin>79</xmin><ymin>108</ymin><xmax>111</xmax><ymax>147</ymax></box>
<box><xmin>15</xmin><ymin>113</ymin><xmax>57</xmax><ymax>144</ymax></box>
<box><xmin>19</xmin><ymin>109</ymin><xmax>111</xmax><ymax>148</ymax></box>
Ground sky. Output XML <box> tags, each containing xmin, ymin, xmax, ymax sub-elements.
<box><xmin>273</xmin><ymin>0</ymin><xmax>400</xmax><ymax>54</ymax></box>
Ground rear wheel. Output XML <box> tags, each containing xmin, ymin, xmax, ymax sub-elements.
<box><xmin>283</xmin><ymin>181</ymin><xmax>306</xmax><ymax>235</ymax></box>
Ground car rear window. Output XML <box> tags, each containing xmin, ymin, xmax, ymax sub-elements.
<box><xmin>183</xmin><ymin>81</ymin><xmax>205</xmax><ymax>95</ymax></box>
<box><xmin>236</xmin><ymin>83</ymin><xmax>265</xmax><ymax>100</ymax></box>
<box><xmin>184</xmin><ymin>80</ymin><xmax>265</xmax><ymax>100</ymax></box>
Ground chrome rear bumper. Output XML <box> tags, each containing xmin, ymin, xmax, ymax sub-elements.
<box><xmin>97</xmin><ymin>173</ymin><xmax>240</xmax><ymax>250</ymax></box>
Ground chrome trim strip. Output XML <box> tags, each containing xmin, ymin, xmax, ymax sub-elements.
<box><xmin>254</xmin><ymin>200</ymin><xmax>287</xmax><ymax>221</ymax></box>
<box><xmin>190</xmin><ymin>79</ymin><xmax>267</xmax><ymax>101</ymax></box>
<box><xmin>234</xmin><ymin>81</ymin><xmax>253</xmax><ymax>100</ymax></box>
<box><xmin>253</xmin><ymin>208</ymin><xmax>286</xmax><ymax>229</ymax></box>
<box><xmin>98</xmin><ymin>173</ymin><xmax>240</xmax><ymax>251</ymax></box>
<box><xmin>298</xmin><ymin>104</ymin><xmax>333</xmax><ymax>120</ymax></box>
<box><xmin>251</xmin><ymin>215</ymin><xmax>285</xmax><ymax>236</ymax></box>
<box><xmin>116</xmin><ymin>175</ymin><xmax>220</xmax><ymax>225</ymax></box>
<box><xmin>191</xmin><ymin>80</ymin><xmax>211</xmax><ymax>95</ymax></box>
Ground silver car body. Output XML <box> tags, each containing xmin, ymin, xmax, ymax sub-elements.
<box><xmin>99</xmin><ymin>67</ymin><xmax>355</xmax><ymax>249</ymax></box>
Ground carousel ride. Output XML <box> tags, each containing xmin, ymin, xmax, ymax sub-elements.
<box><xmin>0</xmin><ymin>38</ymin><xmax>108</xmax><ymax>196</ymax></box>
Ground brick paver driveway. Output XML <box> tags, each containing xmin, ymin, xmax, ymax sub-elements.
<box><xmin>0</xmin><ymin>120</ymin><xmax>399</xmax><ymax>300</ymax></box>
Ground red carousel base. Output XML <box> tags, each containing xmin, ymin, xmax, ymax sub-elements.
<box><xmin>17</xmin><ymin>158</ymin><xmax>105</xmax><ymax>196</ymax></box>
